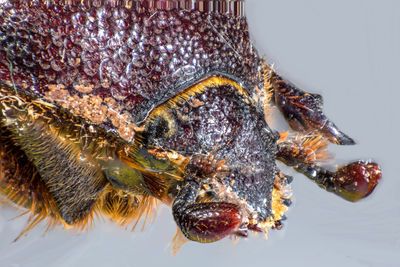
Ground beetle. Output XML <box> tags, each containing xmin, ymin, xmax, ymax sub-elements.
<box><xmin>0</xmin><ymin>0</ymin><xmax>381</xmax><ymax>247</ymax></box>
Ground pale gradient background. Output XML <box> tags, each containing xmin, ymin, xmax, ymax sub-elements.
<box><xmin>0</xmin><ymin>1</ymin><xmax>399</xmax><ymax>266</ymax></box>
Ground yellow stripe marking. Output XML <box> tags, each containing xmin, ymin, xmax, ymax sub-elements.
<box><xmin>148</xmin><ymin>76</ymin><xmax>249</xmax><ymax>120</ymax></box>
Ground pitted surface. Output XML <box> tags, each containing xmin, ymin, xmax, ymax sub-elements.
<box><xmin>143</xmin><ymin>85</ymin><xmax>277</xmax><ymax>220</ymax></box>
<box><xmin>0</xmin><ymin>1</ymin><xmax>262</xmax><ymax>134</ymax></box>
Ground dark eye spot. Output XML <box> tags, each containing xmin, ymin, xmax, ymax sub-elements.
<box><xmin>143</xmin><ymin>116</ymin><xmax>170</xmax><ymax>142</ymax></box>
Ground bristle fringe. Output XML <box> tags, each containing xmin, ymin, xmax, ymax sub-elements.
<box><xmin>171</xmin><ymin>228</ymin><xmax>189</xmax><ymax>255</ymax></box>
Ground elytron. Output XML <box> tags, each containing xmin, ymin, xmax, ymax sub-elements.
<box><xmin>0</xmin><ymin>0</ymin><xmax>381</xmax><ymax>247</ymax></box>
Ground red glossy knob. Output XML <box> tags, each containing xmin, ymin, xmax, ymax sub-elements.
<box><xmin>333</xmin><ymin>161</ymin><xmax>381</xmax><ymax>202</ymax></box>
<box><xmin>178</xmin><ymin>202</ymin><xmax>242</xmax><ymax>243</ymax></box>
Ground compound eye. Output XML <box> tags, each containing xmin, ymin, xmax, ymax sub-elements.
<box><xmin>147</xmin><ymin>116</ymin><xmax>173</xmax><ymax>138</ymax></box>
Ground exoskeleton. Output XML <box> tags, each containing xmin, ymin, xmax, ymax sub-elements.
<box><xmin>0</xmin><ymin>0</ymin><xmax>380</xmax><ymax>247</ymax></box>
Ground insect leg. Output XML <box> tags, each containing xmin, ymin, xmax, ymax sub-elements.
<box><xmin>269</xmin><ymin>71</ymin><xmax>355</xmax><ymax>145</ymax></box>
<box><xmin>0</xmin><ymin>124</ymin><xmax>53</xmax><ymax>211</ymax></box>
<box><xmin>276</xmin><ymin>135</ymin><xmax>381</xmax><ymax>201</ymax></box>
<box><xmin>0</xmin><ymin>99</ymin><xmax>107</xmax><ymax>225</ymax></box>
<box><xmin>172</xmin><ymin>180</ymin><xmax>242</xmax><ymax>243</ymax></box>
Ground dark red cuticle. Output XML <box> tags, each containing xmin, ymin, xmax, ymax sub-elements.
<box><xmin>333</xmin><ymin>161</ymin><xmax>381</xmax><ymax>202</ymax></box>
<box><xmin>182</xmin><ymin>202</ymin><xmax>242</xmax><ymax>243</ymax></box>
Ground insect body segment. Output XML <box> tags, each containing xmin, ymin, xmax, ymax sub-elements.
<box><xmin>0</xmin><ymin>83</ymin><xmax>174</xmax><ymax>231</ymax></box>
<box><xmin>270</xmin><ymin>73</ymin><xmax>355</xmax><ymax>145</ymax></box>
<box><xmin>0</xmin><ymin>0</ymin><xmax>381</xmax><ymax>247</ymax></box>
<box><xmin>276</xmin><ymin>135</ymin><xmax>380</xmax><ymax>202</ymax></box>
<box><xmin>172</xmin><ymin>180</ymin><xmax>243</xmax><ymax>243</ymax></box>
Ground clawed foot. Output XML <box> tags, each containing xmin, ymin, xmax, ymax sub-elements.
<box><xmin>271</xmin><ymin>73</ymin><xmax>355</xmax><ymax>145</ymax></box>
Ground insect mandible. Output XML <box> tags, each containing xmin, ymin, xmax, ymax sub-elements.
<box><xmin>0</xmin><ymin>0</ymin><xmax>381</xmax><ymax>247</ymax></box>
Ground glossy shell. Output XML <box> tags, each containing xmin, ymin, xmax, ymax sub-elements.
<box><xmin>0</xmin><ymin>0</ymin><xmax>381</xmax><ymax>246</ymax></box>
<box><xmin>0</xmin><ymin>0</ymin><xmax>261</xmax><ymax>141</ymax></box>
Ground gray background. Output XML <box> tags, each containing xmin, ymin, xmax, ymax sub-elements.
<box><xmin>0</xmin><ymin>0</ymin><xmax>399</xmax><ymax>266</ymax></box>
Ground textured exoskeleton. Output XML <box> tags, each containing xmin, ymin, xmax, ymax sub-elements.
<box><xmin>0</xmin><ymin>0</ymin><xmax>380</xmax><ymax>246</ymax></box>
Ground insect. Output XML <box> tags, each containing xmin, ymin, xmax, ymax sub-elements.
<box><xmin>0</xmin><ymin>0</ymin><xmax>381</xmax><ymax>248</ymax></box>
